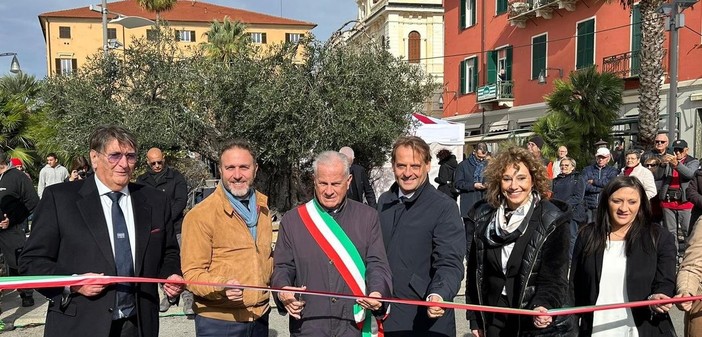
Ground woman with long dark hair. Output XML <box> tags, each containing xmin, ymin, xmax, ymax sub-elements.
<box><xmin>571</xmin><ymin>176</ymin><xmax>676</xmax><ymax>336</ymax></box>
<box><xmin>465</xmin><ymin>145</ymin><xmax>575</xmax><ymax>336</ymax></box>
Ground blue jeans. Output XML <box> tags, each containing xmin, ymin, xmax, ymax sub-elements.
<box><xmin>195</xmin><ymin>311</ymin><xmax>269</xmax><ymax>337</ymax></box>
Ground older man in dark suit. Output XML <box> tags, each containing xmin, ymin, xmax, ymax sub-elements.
<box><xmin>20</xmin><ymin>125</ymin><xmax>184</xmax><ymax>337</ymax></box>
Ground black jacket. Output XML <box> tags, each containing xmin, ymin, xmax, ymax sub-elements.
<box><xmin>347</xmin><ymin>163</ymin><xmax>377</xmax><ymax>208</ymax></box>
<box><xmin>137</xmin><ymin>166</ymin><xmax>188</xmax><ymax>234</ymax></box>
<box><xmin>377</xmin><ymin>179</ymin><xmax>465</xmax><ymax>336</ymax></box>
<box><xmin>455</xmin><ymin>154</ymin><xmax>486</xmax><ymax>217</ymax></box>
<box><xmin>435</xmin><ymin>154</ymin><xmax>459</xmax><ymax>200</ymax></box>
<box><xmin>551</xmin><ymin>172</ymin><xmax>587</xmax><ymax>224</ymax></box>
<box><xmin>571</xmin><ymin>223</ymin><xmax>677</xmax><ymax>337</ymax></box>
<box><xmin>0</xmin><ymin>167</ymin><xmax>39</xmax><ymax>226</ymax></box>
<box><xmin>466</xmin><ymin>199</ymin><xmax>576</xmax><ymax>336</ymax></box>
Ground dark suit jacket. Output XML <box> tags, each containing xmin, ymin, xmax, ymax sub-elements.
<box><xmin>19</xmin><ymin>176</ymin><xmax>181</xmax><ymax>337</ymax></box>
<box><xmin>571</xmin><ymin>224</ymin><xmax>677</xmax><ymax>337</ymax></box>
<box><xmin>348</xmin><ymin>163</ymin><xmax>377</xmax><ymax>208</ymax></box>
<box><xmin>136</xmin><ymin>166</ymin><xmax>188</xmax><ymax>233</ymax></box>
<box><xmin>377</xmin><ymin>180</ymin><xmax>465</xmax><ymax>336</ymax></box>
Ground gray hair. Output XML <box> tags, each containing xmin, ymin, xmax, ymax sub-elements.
<box><xmin>625</xmin><ymin>148</ymin><xmax>642</xmax><ymax>159</ymax></box>
<box><xmin>89</xmin><ymin>125</ymin><xmax>138</xmax><ymax>153</ymax></box>
<box><xmin>313</xmin><ymin>151</ymin><xmax>350</xmax><ymax>176</ymax></box>
<box><xmin>561</xmin><ymin>156</ymin><xmax>576</xmax><ymax>169</ymax></box>
<box><xmin>338</xmin><ymin>146</ymin><xmax>355</xmax><ymax>160</ymax></box>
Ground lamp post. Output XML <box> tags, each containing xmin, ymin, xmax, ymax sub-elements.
<box><xmin>89</xmin><ymin>1</ymin><xmax>155</xmax><ymax>56</ymax></box>
<box><xmin>0</xmin><ymin>52</ymin><xmax>21</xmax><ymax>74</ymax></box>
<box><xmin>657</xmin><ymin>0</ymin><xmax>698</xmax><ymax>142</ymax></box>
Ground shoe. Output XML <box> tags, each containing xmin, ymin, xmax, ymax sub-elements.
<box><xmin>0</xmin><ymin>321</ymin><xmax>15</xmax><ymax>331</ymax></box>
<box><xmin>159</xmin><ymin>297</ymin><xmax>170</xmax><ymax>312</ymax></box>
<box><xmin>21</xmin><ymin>296</ymin><xmax>34</xmax><ymax>307</ymax></box>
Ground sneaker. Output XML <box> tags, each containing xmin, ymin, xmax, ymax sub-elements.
<box><xmin>0</xmin><ymin>321</ymin><xmax>15</xmax><ymax>331</ymax></box>
<box><xmin>182</xmin><ymin>291</ymin><xmax>195</xmax><ymax>316</ymax></box>
<box><xmin>159</xmin><ymin>297</ymin><xmax>171</xmax><ymax>312</ymax></box>
<box><xmin>21</xmin><ymin>296</ymin><xmax>34</xmax><ymax>307</ymax></box>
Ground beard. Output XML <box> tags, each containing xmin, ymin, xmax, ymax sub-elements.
<box><xmin>224</xmin><ymin>181</ymin><xmax>252</xmax><ymax>197</ymax></box>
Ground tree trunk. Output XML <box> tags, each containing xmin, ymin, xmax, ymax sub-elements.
<box><xmin>637</xmin><ymin>0</ymin><xmax>665</xmax><ymax>150</ymax></box>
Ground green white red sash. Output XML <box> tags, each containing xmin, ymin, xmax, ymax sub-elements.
<box><xmin>297</xmin><ymin>199</ymin><xmax>383</xmax><ymax>337</ymax></box>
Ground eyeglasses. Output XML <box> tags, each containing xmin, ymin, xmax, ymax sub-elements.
<box><xmin>644</xmin><ymin>163</ymin><xmax>659</xmax><ymax>168</ymax></box>
<box><xmin>654</xmin><ymin>140</ymin><xmax>667</xmax><ymax>144</ymax></box>
<box><xmin>100</xmin><ymin>152</ymin><xmax>137</xmax><ymax>164</ymax></box>
<box><xmin>149</xmin><ymin>161</ymin><xmax>164</xmax><ymax>166</ymax></box>
<box><xmin>596</xmin><ymin>156</ymin><xmax>608</xmax><ymax>160</ymax></box>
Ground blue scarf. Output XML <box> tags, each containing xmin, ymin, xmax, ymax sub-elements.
<box><xmin>470</xmin><ymin>154</ymin><xmax>487</xmax><ymax>183</ymax></box>
<box><xmin>222</xmin><ymin>183</ymin><xmax>259</xmax><ymax>239</ymax></box>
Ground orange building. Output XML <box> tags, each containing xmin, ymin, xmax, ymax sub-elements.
<box><xmin>39</xmin><ymin>0</ymin><xmax>316</xmax><ymax>75</ymax></box>
<box><xmin>442</xmin><ymin>0</ymin><xmax>702</xmax><ymax>154</ymax></box>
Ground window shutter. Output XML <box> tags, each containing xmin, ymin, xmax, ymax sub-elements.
<box><xmin>262</xmin><ymin>33</ymin><xmax>267</xmax><ymax>44</ymax></box>
<box><xmin>285</xmin><ymin>33</ymin><xmax>291</xmax><ymax>42</ymax></box>
<box><xmin>460</xmin><ymin>0</ymin><xmax>466</xmax><ymax>29</ymax></box>
<box><xmin>532</xmin><ymin>35</ymin><xmax>547</xmax><ymax>80</ymax></box>
<box><xmin>191</xmin><ymin>31</ymin><xmax>196</xmax><ymax>42</ymax></box>
<box><xmin>471</xmin><ymin>58</ymin><xmax>478</xmax><ymax>92</ymax></box>
<box><xmin>460</xmin><ymin>60</ymin><xmax>467</xmax><ymax>94</ymax></box>
<box><xmin>471</xmin><ymin>0</ymin><xmax>477</xmax><ymax>27</ymax></box>
<box><xmin>505</xmin><ymin>46</ymin><xmax>513</xmax><ymax>81</ymax></box>
<box><xmin>497</xmin><ymin>0</ymin><xmax>508</xmax><ymax>14</ymax></box>
<box><xmin>408</xmin><ymin>31</ymin><xmax>421</xmax><ymax>63</ymax></box>
<box><xmin>577</xmin><ymin>19</ymin><xmax>594</xmax><ymax>69</ymax></box>
<box><xmin>175</xmin><ymin>30</ymin><xmax>180</xmax><ymax>41</ymax></box>
<box><xmin>72</xmin><ymin>59</ymin><xmax>78</xmax><ymax>72</ymax></box>
<box><xmin>487</xmin><ymin>50</ymin><xmax>497</xmax><ymax>84</ymax></box>
<box><xmin>55</xmin><ymin>59</ymin><xmax>61</xmax><ymax>75</ymax></box>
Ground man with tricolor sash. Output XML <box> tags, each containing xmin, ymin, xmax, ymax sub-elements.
<box><xmin>272</xmin><ymin>151</ymin><xmax>392</xmax><ymax>337</ymax></box>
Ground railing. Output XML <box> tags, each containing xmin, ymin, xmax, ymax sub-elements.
<box><xmin>508</xmin><ymin>0</ymin><xmax>578</xmax><ymax>28</ymax></box>
<box><xmin>477</xmin><ymin>81</ymin><xmax>514</xmax><ymax>103</ymax></box>
<box><xmin>602</xmin><ymin>50</ymin><xmax>641</xmax><ymax>78</ymax></box>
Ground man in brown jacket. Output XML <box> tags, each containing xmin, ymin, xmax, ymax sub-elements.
<box><xmin>181</xmin><ymin>140</ymin><xmax>273</xmax><ymax>337</ymax></box>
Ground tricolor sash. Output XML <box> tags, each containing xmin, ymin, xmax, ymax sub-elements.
<box><xmin>297</xmin><ymin>199</ymin><xmax>384</xmax><ymax>337</ymax></box>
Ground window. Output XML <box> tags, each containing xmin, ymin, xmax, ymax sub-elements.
<box><xmin>576</xmin><ymin>18</ymin><xmax>595</xmax><ymax>69</ymax></box>
<box><xmin>285</xmin><ymin>33</ymin><xmax>302</xmax><ymax>43</ymax></box>
<box><xmin>532</xmin><ymin>34</ymin><xmax>547</xmax><ymax>80</ymax></box>
<box><xmin>460</xmin><ymin>0</ymin><xmax>477</xmax><ymax>28</ymax></box>
<box><xmin>250</xmin><ymin>32</ymin><xmax>267</xmax><ymax>44</ymax></box>
<box><xmin>146</xmin><ymin>29</ymin><xmax>158</xmax><ymax>41</ymax></box>
<box><xmin>55</xmin><ymin>58</ymin><xmax>77</xmax><ymax>75</ymax></box>
<box><xmin>59</xmin><ymin>26</ymin><xmax>71</xmax><ymax>39</ymax></box>
<box><xmin>496</xmin><ymin>0</ymin><xmax>508</xmax><ymax>14</ymax></box>
<box><xmin>107</xmin><ymin>28</ymin><xmax>117</xmax><ymax>40</ymax></box>
<box><xmin>176</xmin><ymin>30</ymin><xmax>196</xmax><ymax>42</ymax></box>
<box><xmin>486</xmin><ymin>46</ymin><xmax>513</xmax><ymax>84</ymax></box>
<box><xmin>631</xmin><ymin>5</ymin><xmax>641</xmax><ymax>75</ymax></box>
<box><xmin>408</xmin><ymin>31</ymin><xmax>421</xmax><ymax>64</ymax></box>
<box><xmin>460</xmin><ymin>57</ymin><xmax>478</xmax><ymax>94</ymax></box>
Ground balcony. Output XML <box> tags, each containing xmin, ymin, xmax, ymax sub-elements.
<box><xmin>477</xmin><ymin>81</ymin><xmax>514</xmax><ymax>108</ymax></box>
<box><xmin>602</xmin><ymin>49</ymin><xmax>667</xmax><ymax>79</ymax></box>
<box><xmin>508</xmin><ymin>0</ymin><xmax>579</xmax><ymax>28</ymax></box>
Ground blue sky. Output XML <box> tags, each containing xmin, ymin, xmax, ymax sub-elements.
<box><xmin>0</xmin><ymin>0</ymin><xmax>357</xmax><ymax>78</ymax></box>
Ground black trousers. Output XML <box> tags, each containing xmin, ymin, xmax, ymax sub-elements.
<box><xmin>109</xmin><ymin>316</ymin><xmax>139</xmax><ymax>337</ymax></box>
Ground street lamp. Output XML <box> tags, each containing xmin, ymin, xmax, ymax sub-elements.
<box><xmin>89</xmin><ymin>0</ymin><xmax>155</xmax><ymax>56</ymax></box>
<box><xmin>537</xmin><ymin>67</ymin><xmax>563</xmax><ymax>84</ymax></box>
<box><xmin>0</xmin><ymin>52</ymin><xmax>21</xmax><ymax>74</ymax></box>
<box><xmin>657</xmin><ymin>0</ymin><xmax>698</xmax><ymax>142</ymax></box>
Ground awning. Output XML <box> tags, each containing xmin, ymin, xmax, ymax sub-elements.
<box><xmin>488</xmin><ymin>120</ymin><xmax>510</xmax><ymax>133</ymax></box>
<box><xmin>465</xmin><ymin>130</ymin><xmax>535</xmax><ymax>143</ymax></box>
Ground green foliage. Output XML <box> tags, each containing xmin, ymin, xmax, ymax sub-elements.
<box><xmin>39</xmin><ymin>30</ymin><xmax>436</xmax><ymax>212</ymax></box>
<box><xmin>535</xmin><ymin>66</ymin><xmax>623</xmax><ymax>169</ymax></box>
<box><xmin>202</xmin><ymin>17</ymin><xmax>252</xmax><ymax>63</ymax></box>
<box><xmin>0</xmin><ymin>73</ymin><xmax>45</xmax><ymax>171</ymax></box>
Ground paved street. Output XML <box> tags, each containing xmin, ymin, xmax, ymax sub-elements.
<box><xmin>0</xmin><ymin>290</ymin><xmax>687</xmax><ymax>336</ymax></box>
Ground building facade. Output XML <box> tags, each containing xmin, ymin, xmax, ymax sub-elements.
<box><xmin>443</xmin><ymin>0</ymin><xmax>702</xmax><ymax>155</ymax></box>
<box><xmin>39</xmin><ymin>0</ymin><xmax>316</xmax><ymax>75</ymax></box>
<box><xmin>346</xmin><ymin>0</ymin><xmax>445</xmax><ymax>117</ymax></box>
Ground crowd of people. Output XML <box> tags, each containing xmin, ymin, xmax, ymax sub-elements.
<box><xmin>3</xmin><ymin>125</ymin><xmax>702</xmax><ymax>337</ymax></box>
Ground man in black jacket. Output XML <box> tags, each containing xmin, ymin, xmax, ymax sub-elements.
<box><xmin>339</xmin><ymin>146</ymin><xmax>377</xmax><ymax>208</ymax></box>
<box><xmin>0</xmin><ymin>150</ymin><xmax>39</xmax><ymax>309</ymax></box>
<box><xmin>136</xmin><ymin>147</ymin><xmax>191</xmax><ymax>314</ymax></box>
<box><xmin>377</xmin><ymin>136</ymin><xmax>465</xmax><ymax>337</ymax></box>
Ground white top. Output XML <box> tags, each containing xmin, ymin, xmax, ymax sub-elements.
<box><xmin>592</xmin><ymin>240</ymin><xmax>639</xmax><ymax>337</ymax></box>
<box><xmin>37</xmin><ymin>164</ymin><xmax>69</xmax><ymax>198</ymax></box>
<box><xmin>95</xmin><ymin>177</ymin><xmax>136</xmax><ymax>266</ymax></box>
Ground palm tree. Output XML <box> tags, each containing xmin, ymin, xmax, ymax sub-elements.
<box><xmin>536</xmin><ymin>66</ymin><xmax>624</xmax><ymax>165</ymax></box>
<box><xmin>0</xmin><ymin>74</ymin><xmax>43</xmax><ymax>165</ymax></box>
<box><xmin>203</xmin><ymin>17</ymin><xmax>252</xmax><ymax>64</ymax></box>
<box><xmin>619</xmin><ymin>0</ymin><xmax>665</xmax><ymax>149</ymax></box>
<box><xmin>136</xmin><ymin>0</ymin><xmax>177</xmax><ymax>27</ymax></box>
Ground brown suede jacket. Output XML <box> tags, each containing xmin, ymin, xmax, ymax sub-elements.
<box><xmin>181</xmin><ymin>185</ymin><xmax>273</xmax><ymax>322</ymax></box>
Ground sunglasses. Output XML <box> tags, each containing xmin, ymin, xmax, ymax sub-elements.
<box><xmin>149</xmin><ymin>161</ymin><xmax>164</xmax><ymax>166</ymax></box>
<box><xmin>644</xmin><ymin>163</ymin><xmax>659</xmax><ymax>168</ymax></box>
<box><xmin>101</xmin><ymin>152</ymin><xmax>137</xmax><ymax>164</ymax></box>
<box><xmin>654</xmin><ymin>140</ymin><xmax>667</xmax><ymax>144</ymax></box>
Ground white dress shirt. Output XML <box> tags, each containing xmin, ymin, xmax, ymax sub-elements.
<box><xmin>95</xmin><ymin>177</ymin><xmax>137</xmax><ymax>266</ymax></box>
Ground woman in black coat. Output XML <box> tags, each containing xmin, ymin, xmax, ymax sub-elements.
<box><xmin>466</xmin><ymin>146</ymin><xmax>575</xmax><ymax>337</ymax></box>
<box><xmin>551</xmin><ymin>157</ymin><xmax>586</xmax><ymax>256</ymax></box>
<box><xmin>571</xmin><ymin>176</ymin><xmax>677</xmax><ymax>337</ymax></box>
<box><xmin>435</xmin><ymin>149</ymin><xmax>459</xmax><ymax>200</ymax></box>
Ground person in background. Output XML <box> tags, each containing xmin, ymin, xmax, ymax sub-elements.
<box><xmin>455</xmin><ymin>142</ymin><xmax>488</xmax><ymax>217</ymax></box>
<box><xmin>66</xmin><ymin>156</ymin><xmax>91</xmax><ymax>182</ymax></box>
<box><xmin>37</xmin><ymin>152</ymin><xmax>69</xmax><ymax>198</ymax></box>
<box><xmin>551</xmin><ymin>157</ymin><xmax>586</xmax><ymax>256</ymax></box>
<box><xmin>551</xmin><ymin>146</ymin><xmax>569</xmax><ymax>178</ymax></box>
<box><xmin>582</xmin><ymin>148</ymin><xmax>619</xmax><ymax>223</ymax></box>
<box><xmin>10</xmin><ymin>158</ymin><xmax>30</xmax><ymax>179</ymax></box>
<box><xmin>526</xmin><ymin>136</ymin><xmax>550</xmax><ymax>169</ymax></box>
<box><xmin>466</xmin><ymin>145</ymin><xmax>575</xmax><ymax>337</ymax></box>
<box><xmin>435</xmin><ymin>149</ymin><xmax>459</xmax><ymax>200</ymax></box>
<box><xmin>645</xmin><ymin>157</ymin><xmax>665</xmax><ymax>223</ymax></box>
<box><xmin>338</xmin><ymin>146</ymin><xmax>377</xmax><ymax>208</ymax></box>
<box><xmin>621</xmin><ymin>149</ymin><xmax>657</xmax><ymax>200</ymax></box>
<box><xmin>572</xmin><ymin>176</ymin><xmax>676</xmax><ymax>337</ymax></box>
